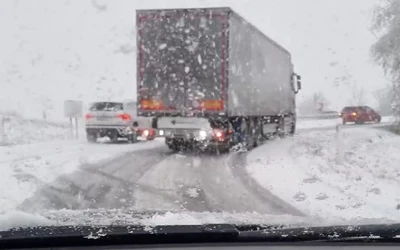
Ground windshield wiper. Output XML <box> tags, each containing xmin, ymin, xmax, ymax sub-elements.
<box><xmin>0</xmin><ymin>224</ymin><xmax>239</xmax><ymax>249</ymax></box>
<box><xmin>2</xmin><ymin>223</ymin><xmax>400</xmax><ymax>249</ymax></box>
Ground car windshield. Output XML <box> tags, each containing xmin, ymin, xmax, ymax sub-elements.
<box><xmin>2</xmin><ymin>0</ymin><xmax>400</xmax><ymax>240</ymax></box>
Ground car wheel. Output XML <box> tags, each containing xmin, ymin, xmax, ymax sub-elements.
<box><xmin>86</xmin><ymin>133</ymin><xmax>97</xmax><ymax>143</ymax></box>
<box><xmin>375</xmin><ymin>117</ymin><xmax>381</xmax><ymax>123</ymax></box>
<box><xmin>342</xmin><ymin>119</ymin><xmax>346</xmax><ymax>125</ymax></box>
<box><xmin>108</xmin><ymin>131</ymin><xmax>119</xmax><ymax>143</ymax></box>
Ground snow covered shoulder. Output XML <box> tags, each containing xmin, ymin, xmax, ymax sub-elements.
<box><xmin>0</xmin><ymin>114</ymin><xmax>71</xmax><ymax>145</ymax></box>
<box><xmin>246</xmin><ymin>125</ymin><xmax>400</xmax><ymax>222</ymax></box>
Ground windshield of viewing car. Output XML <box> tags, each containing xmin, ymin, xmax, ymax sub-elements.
<box><xmin>1</xmin><ymin>0</ymin><xmax>400</xmax><ymax>238</ymax></box>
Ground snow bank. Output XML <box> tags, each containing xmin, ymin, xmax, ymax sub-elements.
<box><xmin>247</xmin><ymin>125</ymin><xmax>400</xmax><ymax>222</ymax></box>
<box><xmin>0</xmin><ymin>139</ymin><xmax>164</xmax><ymax>214</ymax></box>
<box><xmin>297</xmin><ymin>118</ymin><xmax>341</xmax><ymax>130</ymax></box>
<box><xmin>0</xmin><ymin>114</ymin><xmax>71</xmax><ymax>145</ymax></box>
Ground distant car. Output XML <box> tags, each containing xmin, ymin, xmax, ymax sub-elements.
<box><xmin>340</xmin><ymin>106</ymin><xmax>381</xmax><ymax>125</ymax></box>
<box><xmin>84</xmin><ymin>101</ymin><xmax>138</xmax><ymax>143</ymax></box>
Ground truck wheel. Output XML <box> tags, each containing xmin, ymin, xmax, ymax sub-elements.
<box><xmin>252</xmin><ymin>118</ymin><xmax>264</xmax><ymax>146</ymax></box>
<box><xmin>289</xmin><ymin>116</ymin><xmax>296</xmax><ymax>135</ymax></box>
<box><xmin>87</xmin><ymin>133</ymin><xmax>97</xmax><ymax>143</ymax></box>
<box><xmin>244</xmin><ymin>119</ymin><xmax>255</xmax><ymax>150</ymax></box>
<box><xmin>289</xmin><ymin>123</ymin><xmax>296</xmax><ymax>135</ymax></box>
<box><xmin>277</xmin><ymin>117</ymin><xmax>286</xmax><ymax>138</ymax></box>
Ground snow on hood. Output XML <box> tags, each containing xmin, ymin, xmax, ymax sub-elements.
<box><xmin>0</xmin><ymin>209</ymin><xmax>397</xmax><ymax>231</ymax></box>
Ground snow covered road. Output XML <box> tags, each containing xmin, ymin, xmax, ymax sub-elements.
<box><xmin>18</xmin><ymin>146</ymin><xmax>303</xmax><ymax>217</ymax></box>
<box><xmin>0</xmin><ymin>139</ymin><xmax>164</xmax><ymax>213</ymax></box>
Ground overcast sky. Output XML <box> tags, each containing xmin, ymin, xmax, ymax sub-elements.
<box><xmin>0</xmin><ymin>0</ymin><xmax>386</xmax><ymax>120</ymax></box>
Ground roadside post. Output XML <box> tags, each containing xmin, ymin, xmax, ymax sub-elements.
<box><xmin>64</xmin><ymin>100</ymin><xmax>83</xmax><ymax>140</ymax></box>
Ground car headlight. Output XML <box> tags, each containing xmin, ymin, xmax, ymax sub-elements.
<box><xmin>142</xmin><ymin>129</ymin><xmax>150</xmax><ymax>137</ymax></box>
<box><xmin>159</xmin><ymin>130</ymin><xmax>164</xmax><ymax>136</ymax></box>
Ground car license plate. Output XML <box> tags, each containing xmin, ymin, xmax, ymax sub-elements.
<box><xmin>96</xmin><ymin>116</ymin><xmax>109</xmax><ymax>121</ymax></box>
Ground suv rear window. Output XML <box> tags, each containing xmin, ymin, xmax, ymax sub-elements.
<box><xmin>89</xmin><ymin>102</ymin><xmax>123</xmax><ymax>111</ymax></box>
<box><xmin>342</xmin><ymin>106</ymin><xmax>366</xmax><ymax>112</ymax></box>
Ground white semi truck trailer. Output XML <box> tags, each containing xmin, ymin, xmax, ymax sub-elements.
<box><xmin>136</xmin><ymin>7</ymin><xmax>301</xmax><ymax>152</ymax></box>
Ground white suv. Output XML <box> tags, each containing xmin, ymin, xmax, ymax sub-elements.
<box><xmin>84</xmin><ymin>101</ymin><xmax>138</xmax><ymax>143</ymax></box>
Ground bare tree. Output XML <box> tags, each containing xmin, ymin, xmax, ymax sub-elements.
<box><xmin>373</xmin><ymin>86</ymin><xmax>394</xmax><ymax>115</ymax></box>
<box><xmin>371</xmin><ymin>0</ymin><xmax>400</xmax><ymax>120</ymax></box>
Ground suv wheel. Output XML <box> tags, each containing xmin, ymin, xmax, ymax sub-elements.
<box><xmin>87</xmin><ymin>133</ymin><xmax>97</xmax><ymax>143</ymax></box>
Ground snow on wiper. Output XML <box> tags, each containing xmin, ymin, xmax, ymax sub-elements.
<box><xmin>236</xmin><ymin>223</ymin><xmax>400</xmax><ymax>242</ymax></box>
<box><xmin>2</xmin><ymin>223</ymin><xmax>400</xmax><ymax>248</ymax></box>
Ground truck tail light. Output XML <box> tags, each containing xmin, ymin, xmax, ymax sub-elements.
<box><xmin>117</xmin><ymin>114</ymin><xmax>131</xmax><ymax>121</ymax></box>
<box><xmin>213</xmin><ymin>129</ymin><xmax>225</xmax><ymax>140</ymax></box>
<box><xmin>141</xmin><ymin>99</ymin><xmax>163</xmax><ymax>110</ymax></box>
<box><xmin>85</xmin><ymin>114</ymin><xmax>94</xmax><ymax>120</ymax></box>
<box><xmin>201</xmin><ymin>100</ymin><xmax>223</xmax><ymax>111</ymax></box>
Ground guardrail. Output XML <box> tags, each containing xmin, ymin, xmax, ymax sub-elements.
<box><xmin>298</xmin><ymin>113</ymin><xmax>340</xmax><ymax>120</ymax></box>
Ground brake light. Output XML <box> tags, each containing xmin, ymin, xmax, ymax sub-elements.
<box><xmin>141</xmin><ymin>99</ymin><xmax>163</xmax><ymax>110</ymax></box>
<box><xmin>85</xmin><ymin>114</ymin><xmax>94</xmax><ymax>120</ymax></box>
<box><xmin>213</xmin><ymin>129</ymin><xmax>225</xmax><ymax>140</ymax></box>
<box><xmin>142</xmin><ymin>129</ymin><xmax>150</xmax><ymax>137</ymax></box>
<box><xmin>201</xmin><ymin>100</ymin><xmax>223</xmax><ymax>111</ymax></box>
<box><xmin>117</xmin><ymin>114</ymin><xmax>131</xmax><ymax>121</ymax></box>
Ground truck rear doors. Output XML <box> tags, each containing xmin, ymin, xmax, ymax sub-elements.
<box><xmin>137</xmin><ymin>8</ymin><xmax>229</xmax><ymax>116</ymax></box>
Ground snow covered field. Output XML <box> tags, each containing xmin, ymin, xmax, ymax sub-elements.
<box><xmin>0</xmin><ymin>114</ymin><xmax>71</xmax><ymax>145</ymax></box>
<box><xmin>0</xmin><ymin>138</ymin><xmax>164</xmax><ymax>213</ymax></box>
<box><xmin>247</xmin><ymin>124</ymin><xmax>400</xmax><ymax>222</ymax></box>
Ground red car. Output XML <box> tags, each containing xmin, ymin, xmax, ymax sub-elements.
<box><xmin>340</xmin><ymin>106</ymin><xmax>381</xmax><ymax>125</ymax></box>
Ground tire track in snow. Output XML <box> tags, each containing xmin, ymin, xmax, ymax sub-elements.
<box><xmin>18</xmin><ymin>146</ymin><xmax>174</xmax><ymax>212</ymax></box>
<box><xmin>133</xmin><ymin>153</ymin><xmax>213</xmax><ymax>212</ymax></box>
